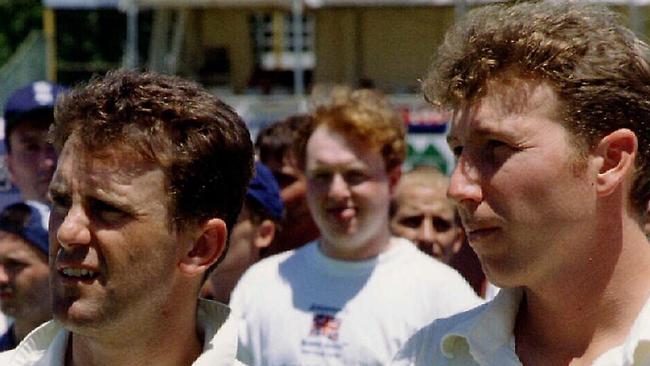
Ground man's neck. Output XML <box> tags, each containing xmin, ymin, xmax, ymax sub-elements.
<box><xmin>65</xmin><ymin>299</ymin><xmax>203</xmax><ymax>366</ymax></box>
<box><xmin>13</xmin><ymin>315</ymin><xmax>47</xmax><ymax>342</ymax></box>
<box><xmin>320</xmin><ymin>226</ymin><xmax>393</xmax><ymax>261</ymax></box>
<box><xmin>514</xmin><ymin>225</ymin><xmax>650</xmax><ymax>366</ymax></box>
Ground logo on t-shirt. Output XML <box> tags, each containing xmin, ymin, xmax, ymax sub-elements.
<box><xmin>301</xmin><ymin>304</ymin><xmax>345</xmax><ymax>358</ymax></box>
<box><xmin>310</xmin><ymin>313</ymin><xmax>341</xmax><ymax>341</ymax></box>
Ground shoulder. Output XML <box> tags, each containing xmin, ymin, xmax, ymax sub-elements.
<box><xmin>389</xmin><ymin>238</ymin><xmax>482</xmax><ymax>295</ymax></box>
<box><xmin>392</xmin><ymin>303</ymin><xmax>490</xmax><ymax>365</ymax></box>
<box><xmin>230</xmin><ymin>244</ymin><xmax>313</xmax><ymax>307</ymax></box>
<box><xmin>0</xmin><ymin>349</ymin><xmax>14</xmax><ymax>364</ymax></box>
<box><xmin>236</xmin><ymin>243</ymin><xmax>309</xmax><ymax>283</ymax></box>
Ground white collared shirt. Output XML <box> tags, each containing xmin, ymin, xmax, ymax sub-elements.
<box><xmin>392</xmin><ymin>287</ymin><xmax>650</xmax><ymax>366</ymax></box>
<box><xmin>0</xmin><ymin>299</ymin><xmax>244</xmax><ymax>366</ymax></box>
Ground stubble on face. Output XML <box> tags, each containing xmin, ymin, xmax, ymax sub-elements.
<box><xmin>48</xmin><ymin>141</ymin><xmax>184</xmax><ymax>336</ymax></box>
<box><xmin>449</xmin><ymin>77</ymin><xmax>600</xmax><ymax>288</ymax></box>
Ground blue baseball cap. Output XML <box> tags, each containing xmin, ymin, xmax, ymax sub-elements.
<box><xmin>4</xmin><ymin>81</ymin><xmax>67</xmax><ymax>137</ymax></box>
<box><xmin>247</xmin><ymin>162</ymin><xmax>284</xmax><ymax>221</ymax></box>
<box><xmin>0</xmin><ymin>202</ymin><xmax>49</xmax><ymax>255</ymax></box>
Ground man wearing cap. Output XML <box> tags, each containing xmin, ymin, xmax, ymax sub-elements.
<box><xmin>202</xmin><ymin>161</ymin><xmax>284</xmax><ymax>303</ymax></box>
<box><xmin>255</xmin><ymin>115</ymin><xmax>320</xmax><ymax>255</ymax></box>
<box><xmin>3</xmin><ymin>81</ymin><xmax>65</xmax><ymax>208</ymax></box>
<box><xmin>0</xmin><ymin>202</ymin><xmax>50</xmax><ymax>351</ymax></box>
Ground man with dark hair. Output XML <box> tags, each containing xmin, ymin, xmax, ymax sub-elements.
<box><xmin>202</xmin><ymin>161</ymin><xmax>283</xmax><ymax>303</ymax></box>
<box><xmin>0</xmin><ymin>202</ymin><xmax>50</xmax><ymax>351</ymax></box>
<box><xmin>233</xmin><ymin>89</ymin><xmax>480</xmax><ymax>365</ymax></box>
<box><xmin>255</xmin><ymin>115</ymin><xmax>320</xmax><ymax>255</ymax></box>
<box><xmin>3</xmin><ymin>81</ymin><xmax>65</xmax><ymax>207</ymax></box>
<box><xmin>394</xmin><ymin>2</ymin><xmax>650</xmax><ymax>365</ymax></box>
<box><xmin>0</xmin><ymin>69</ymin><xmax>253</xmax><ymax>365</ymax></box>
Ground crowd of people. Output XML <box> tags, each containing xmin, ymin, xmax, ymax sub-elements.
<box><xmin>0</xmin><ymin>1</ymin><xmax>649</xmax><ymax>365</ymax></box>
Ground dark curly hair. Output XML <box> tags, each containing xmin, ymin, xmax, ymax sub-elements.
<box><xmin>51</xmin><ymin>69</ymin><xmax>254</xmax><ymax>233</ymax></box>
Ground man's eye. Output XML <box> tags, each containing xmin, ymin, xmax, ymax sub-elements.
<box><xmin>26</xmin><ymin>143</ymin><xmax>42</xmax><ymax>152</ymax></box>
<box><xmin>4</xmin><ymin>259</ymin><xmax>26</xmax><ymax>272</ymax></box>
<box><xmin>310</xmin><ymin>172</ymin><xmax>331</xmax><ymax>182</ymax></box>
<box><xmin>344</xmin><ymin>171</ymin><xmax>368</xmax><ymax>186</ymax></box>
<box><xmin>432</xmin><ymin>218</ymin><xmax>453</xmax><ymax>232</ymax></box>
<box><xmin>274</xmin><ymin>172</ymin><xmax>297</xmax><ymax>189</ymax></box>
<box><xmin>50</xmin><ymin>194</ymin><xmax>71</xmax><ymax>211</ymax></box>
<box><xmin>91</xmin><ymin>201</ymin><xmax>129</xmax><ymax>223</ymax></box>
<box><xmin>485</xmin><ymin>139</ymin><xmax>516</xmax><ymax>161</ymax></box>
<box><xmin>399</xmin><ymin>216</ymin><xmax>422</xmax><ymax>229</ymax></box>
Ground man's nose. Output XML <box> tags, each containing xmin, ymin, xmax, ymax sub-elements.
<box><xmin>0</xmin><ymin>264</ymin><xmax>9</xmax><ymax>284</ymax></box>
<box><xmin>55</xmin><ymin>205</ymin><xmax>91</xmax><ymax>250</ymax></box>
<box><xmin>417</xmin><ymin>218</ymin><xmax>435</xmax><ymax>245</ymax></box>
<box><xmin>447</xmin><ymin>154</ymin><xmax>482</xmax><ymax>210</ymax></box>
<box><xmin>328</xmin><ymin>174</ymin><xmax>351</xmax><ymax>200</ymax></box>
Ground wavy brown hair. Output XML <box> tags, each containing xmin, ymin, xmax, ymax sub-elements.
<box><xmin>51</xmin><ymin>69</ymin><xmax>254</xmax><ymax>232</ymax></box>
<box><xmin>425</xmin><ymin>1</ymin><xmax>650</xmax><ymax>215</ymax></box>
<box><xmin>294</xmin><ymin>89</ymin><xmax>406</xmax><ymax>173</ymax></box>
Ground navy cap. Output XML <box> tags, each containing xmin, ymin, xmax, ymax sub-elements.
<box><xmin>4</xmin><ymin>81</ymin><xmax>67</xmax><ymax>136</ymax></box>
<box><xmin>0</xmin><ymin>202</ymin><xmax>49</xmax><ymax>255</ymax></box>
<box><xmin>247</xmin><ymin>162</ymin><xmax>284</xmax><ymax>221</ymax></box>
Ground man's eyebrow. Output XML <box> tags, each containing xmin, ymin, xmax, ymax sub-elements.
<box><xmin>48</xmin><ymin>181</ymin><xmax>67</xmax><ymax>196</ymax></box>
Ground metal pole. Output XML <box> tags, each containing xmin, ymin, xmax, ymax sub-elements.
<box><xmin>454</xmin><ymin>0</ymin><xmax>466</xmax><ymax>21</ymax></box>
<box><xmin>292</xmin><ymin>0</ymin><xmax>305</xmax><ymax>96</ymax></box>
<box><xmin>125</xmin><ymin>4</ymin><xmax>139</xmax><ymax>69</ymax></box>
<box><xmin>43</xmin><ymin>7</ymin><xmax>57</xmax><ymax>81</ymax></box>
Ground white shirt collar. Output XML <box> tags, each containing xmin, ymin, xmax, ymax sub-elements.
<box><xmin>440</xmin><ymin>287</ymin><xmax>650</xmax><ymax>365</ymax></box>
<box><xmin>6</xmin><ymin>299</ymin><xmax>239</xmax><ymax>366</ymax></box>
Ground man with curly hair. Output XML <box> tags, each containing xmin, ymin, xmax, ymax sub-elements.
<box><xmin>232</xmin><ymin>89</ymin><xmax>480</xmax><ymax>365</ymax></box>
<box><xmin>394</xmin><ymin>2</ymin><xmax>650</xmax><ymax>365</ymax></box>
<box><xmin>0</xmin><ymin>70</ymin><xmax>254</xmax><ymax>365</ymax></box>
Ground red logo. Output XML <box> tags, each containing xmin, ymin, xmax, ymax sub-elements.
<box><xmin>310</xmin><ymin>313</ymin><xmax>341</xmax><ymax>341</ymax></box>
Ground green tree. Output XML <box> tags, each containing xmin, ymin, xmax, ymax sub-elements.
<box><xmin>0</xmin><ymin>0</ymin><xmax>43</xmax><ymax>66</ymax></box>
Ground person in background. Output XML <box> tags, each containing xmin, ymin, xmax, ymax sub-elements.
<box><xmin>0</xmin><ymin>202</ymin><xmax>50</xmax><ymax>351</ymax></box>
<box><xmin>232</xmin><ymin>89</ymin><xmax>481</xmax><ymax>365</ymax></box>
<box><xmin>0</xmin><ymin>81</ymin><xmax>64</xmax><ymax>340</ymax></box>
<box><xmin>4</xmin><ymin>81</ymin><xmax>65</xmax><ymax>208</ymax></box>
<box><xmin>202</xmin><ymin>161</ymin><xmax>283</xmax><ymax>304</ymax></box>
<box><xmin>0</xmin><ymin>70</ymin><xmax>253</xmax><ymax>365</ymax></box>
<box><xmin>255</xmin><ymin>115</ymin><xmax>320</xmax><ymax>255</ymax></box>
<box><xmin>389</xmin><ymin>165</ymin><xmax>490</xmax><ymax>297</ymax></box>
<box><xmin>389</xmin><ymin>166</ymin><xmax>463</xmax><ymax>262</ymax></box>
<box><xmin>393</xmin><ymin>2</ymin><xmax>650</xmax><ymax>365</ymax></box>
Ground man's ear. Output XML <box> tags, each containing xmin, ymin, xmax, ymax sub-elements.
<box><xmin>594</xmin><ymin>128</ymin><xmax>637</xmax><ymax>197</ymax></box>
<box><xmin>387</xmin><ymin>166</ymin><xmax>402</xmax><ymax>195</ymax></box>
<box><xmin>179</xmin><ymin>218</ymin><xmax>228</xmax><ymax>277</ymax></box>
<box><xmin>253</xmin><ymin>219</ymin><xmax>276</xmax><ymax>249</ymax></box>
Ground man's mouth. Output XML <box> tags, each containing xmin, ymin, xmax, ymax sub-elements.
<box><xmin>0</xmin><ymin>289</ymin><xmax>13</xmax><ymax>300</ymax></box>
<box><xmin>327</xmin><ymin>206</ymin><xmax>356</xmax><ymax>221</ymax></box>
<box><xmin>466</xmin><ymin>227</ymin><xmax>500</xmax><ymax>242</ymax></box>
<box><xmin>59</xmin><ymin>267</ymin><xmax>99</xmax><ymax>281</ymax></box>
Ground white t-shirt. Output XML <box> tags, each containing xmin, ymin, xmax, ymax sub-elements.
<box><xmin>231</xmin><ymin>237</ymin><xmax>482</xmax><ymax>366</ymax></box>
